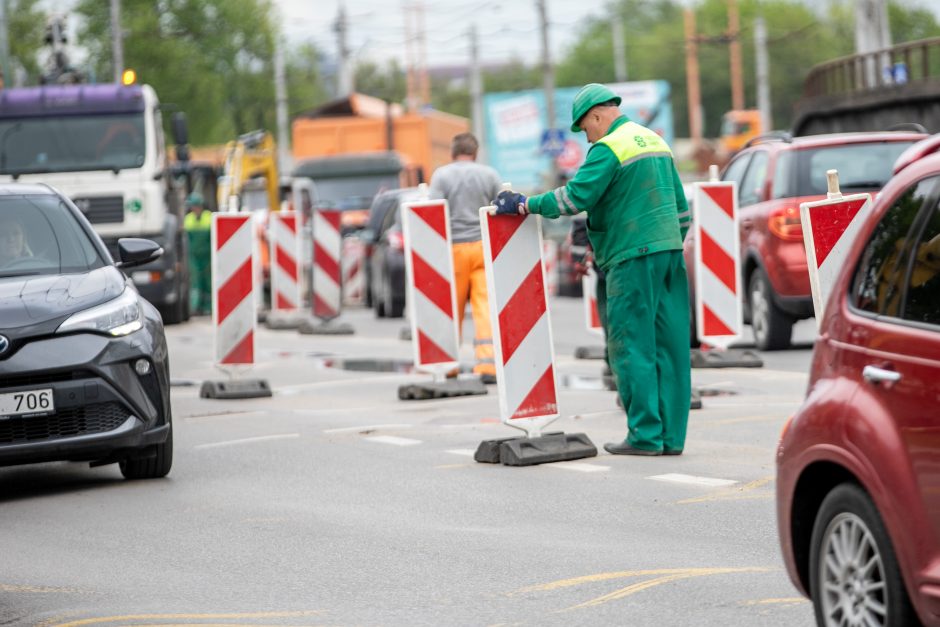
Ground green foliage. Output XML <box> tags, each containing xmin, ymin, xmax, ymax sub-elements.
<box><xmin>354</xmin><ymin>59</ymin><xmax>407</xmax><ymax>104</ymax></box>
<box><xmin>7</xmin><ymin>0</ymin><xmax>45</xmax><ymax>82</ymax></box>
<box><xmin>286</xmin><ymin>43</ymin><xmax>330</xmax><ymax>118</ymax></box>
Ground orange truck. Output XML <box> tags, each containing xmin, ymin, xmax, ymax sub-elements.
<box><xmin>720</xmin><ymin>109</ymin><xmax>763</xmax><ymax>155</ymax></box>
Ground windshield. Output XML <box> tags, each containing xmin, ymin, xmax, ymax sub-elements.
<box><xmin>0</xmin><ymin>195</ymin><xmax>107</xmax><ymax>277</ymax></box>
<box><xmin>0</xmin><ymin>113</ymin><xmax>147</xmax><ymax>175</ymax></box>
<box><xmin>776</xmin><ymin>141</ymin><xmax>915</xmax><ymax>198</ymax></box>
<box><xmin>313</xmin><ymin>175</ymin><xmax>400</xmax><ymax>210</ymax></box>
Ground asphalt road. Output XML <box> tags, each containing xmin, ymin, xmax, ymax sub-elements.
<box><xmin>0</xmin><ymin>297</ymin><xmax>819</xmax><ymax>627</ymax></box>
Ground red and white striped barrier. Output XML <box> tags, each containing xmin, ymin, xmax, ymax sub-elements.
<box><xmin>542</xmin><ymin>239</ymin><xmax>559</xmax><ymax>296</ymax></box>
<box><xmin>581</xmin><ymin>267</ymin><xmax>603</xmax><ymax>337</ymax></box>
<box><xmin>269</xmin><ymin>211</ymin><xmax>302</xmax><ymax>312</ymax></box>
<box><xmin>800</xmin><ymin>170</ymin><xmax>873</xmax><ymax>326</ymax></box>
<box><xmin>401</xmin><ymin>199</ymin><xmax>460</xmax><ymax>374</ymax></box>
<box><xmin>693</xmin><ymin>180</ymin><xmax>743</xmax><ymax>348</ymax></box>
<box><xmin>480</xmin><ymin>210</ymin><xmax>559</xmax><ymax>434</ymax></box>
<box><xmin>212</xmin><ymin>213</ymin><xmax>256</xmax><ymax>365</ymax></box>
<box><xmin>312</xmin><ymin>208</ymin><xmax>343</xmax><ymax>320</ymax></box>
<box><xmin>342</xmin><ymin>236</ymin><xmax>366</xmax><ymax>307</ymax></box>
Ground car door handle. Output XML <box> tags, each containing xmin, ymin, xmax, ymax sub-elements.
<box><xmin>862</xmin><ymin>365</ymin><xmax>902</xmax><ymax>385</ymax></box>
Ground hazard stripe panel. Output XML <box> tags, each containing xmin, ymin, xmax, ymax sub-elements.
<box><xmin>312</xmin><ymin>208</ymin><xmax>343</xmax><ymax>320</ymax></box>
<box><xmin>270</xmin><ymin>212</ymin><xmax>301</xmax><ymax>312</ymax></box>
<box><xmin>693</xmin><ymin>182</ymin><xmax>742</xmax><ymax>347</ymax></box>
<box><xmin>212</xmin><ymin>214</ymin><xmax>256</xmax><ymax>366</ymax></box>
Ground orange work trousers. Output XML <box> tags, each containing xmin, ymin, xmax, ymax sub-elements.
<box><xmin>452</xmin><ymin>241</ymin><xmax>495</xmax><ymax>375</ymax></box>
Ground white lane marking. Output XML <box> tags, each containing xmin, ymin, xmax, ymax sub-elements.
<box><xmin>446</xmin><ymin>449</ymin><xmax>476</xmax><ymax>457</ymax></box>
<box><xmin>553</xmin><ymin>462</ymin><xmax>610</xmax><ymax>473</ymax></box>
<box><xmin>323</xmin><ymin>423</ymin><xmax>414</xmax><ymax>434</ymax></box>
<box><xmin>194</xmin><ymin>433</ymin><xmax>300</xmax><ymax>450</ymax></box>
<box><xmin>365</xmin><ymin>435</ymin><xmax>422</xmax><ymax>446</ymax></box>
<box><xmin>649</xmin><ymin>473</ymin><xmax>738</xmax><ymax>488</ymax></box>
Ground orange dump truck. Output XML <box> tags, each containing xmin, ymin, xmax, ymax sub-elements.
<box><xmin>292</xmin><ymin>93</ymin><xmax>469</xmax><ymax>193</ymax></box>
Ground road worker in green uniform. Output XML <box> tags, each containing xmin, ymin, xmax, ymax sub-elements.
<box><xmin>493</xmin><ymin>83</ymin><xmax>692</xmax><ymax>456</ymax></box>
<box><xmin>183</xmin><ymin>192</ymin><xmax>212</xmax><ymax>315</ymax></box>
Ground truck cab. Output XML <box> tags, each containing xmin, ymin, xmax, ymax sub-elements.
<box><xmin>0</xmin><ymin>83</ymin><xmax>190</xmax><ymax>323</ymax></box>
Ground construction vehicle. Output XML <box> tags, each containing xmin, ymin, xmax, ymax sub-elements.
<box><xmin>719</xmin><ymin>109</ymin><xmax>763</xmax><ymax>156</ymax></box>
<box><xmin>217</xmin><ymin>130</ymin><xmax>280</xmax><ymax>213</ymax></box>
<box><xmin>0</xmin><ymin>15</ymin><xmax>192</xmax><ymax>323</ymax></box>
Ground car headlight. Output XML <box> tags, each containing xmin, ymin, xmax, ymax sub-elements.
<box><xmin>57</xmin><ymin>288</ymin><xmax>143</xmax><ymax>337</ymax></box>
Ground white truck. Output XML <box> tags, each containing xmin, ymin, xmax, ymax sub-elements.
<box><xmin>0</xmin><ymin>81</ymin><xmax>191</xmax><ymax>323</ymax></box>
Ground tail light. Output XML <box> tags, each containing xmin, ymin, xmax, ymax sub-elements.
<box><xmin>768</xmin><ymin>206</ymin><xmax>803</xmax><ymax>241</ymax></box>
<box><xmin>388</xmin><ymin>231</ymin><xmax>404</xmax><ymax>251</ymax></box>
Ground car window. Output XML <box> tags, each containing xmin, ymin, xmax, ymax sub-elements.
<box><xmin>795</xmin><ymin>142</ymin><xmax>914</xmax><ymax>197</ymax></box>
<box><xmin>721</xmin><ymin>153</ymin><xmax>751</xmax><ymax>186</ymax></box>
<box><xmin>900</xmin><ymin>195</ymin><xmax>940</xmax><ymax>326</ymax></box>
<box><xmin>851</xmin><ymin>176</ymin><xmax>938</xmax><ymax>317</ymax></box>
<box><xmin>771</xmin><ymin>152</ymin><xmax>794</xmax><ymax>199</ymax></box>
<box><xmin>0</xmin><ymin>194</ymin><xmax>106</xmax><ymax>277</ymax></box>
<box><xmin>738</xmin><ymin>151</ymin><xmax>769</xmax><ymax>206</ymax></box>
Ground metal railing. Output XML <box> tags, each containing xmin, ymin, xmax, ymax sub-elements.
<box><xmin>803</xmin><ymin>37</ymin><xmax>940</xmax><ymax>98</ymax></box>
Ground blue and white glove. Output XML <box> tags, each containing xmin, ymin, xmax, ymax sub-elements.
<box><xmin>493</xmin><ymin>190</ymin><xmax>527</xmax><ymax>215</ymax></box>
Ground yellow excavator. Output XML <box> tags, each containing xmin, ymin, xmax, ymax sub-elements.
<box><xmin>217</xmin><ymin>130</ymin><xmax>280</xmax><ymax>213</ymax></box>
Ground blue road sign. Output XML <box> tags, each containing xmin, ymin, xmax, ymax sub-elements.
<box><xmin>540</xmin><ymin>128</ymin><xmax>566</xmax><ymax>156</ymax></box>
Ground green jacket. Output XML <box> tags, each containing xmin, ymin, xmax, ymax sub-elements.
<box><xmin>184</xmin><ymin>209</ymin><xmax>212</xmax><ymax>259</ymax></box>
<box><xmin>527</xmin><ymin>116</ymin><xmax>690</xmax><ymax>271</ymax></box>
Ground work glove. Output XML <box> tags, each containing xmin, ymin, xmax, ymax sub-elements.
<box><xmin>493</xmin><ymin>190</ymin><xmax>527</xmax><ymax>215</ymax></box>
<box><xmin>574</xmin><ymin>249</ymin><xmax>594</xmax><ymax>278</ymax></box>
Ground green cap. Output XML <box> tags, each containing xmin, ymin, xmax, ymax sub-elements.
<box><xmin>185</xmin><ymin>192</ymin><xmax>204</xmax><ymax>208</ymax></box>
<box><xmin>570</xmin><ymin>83</ymin><xmax>621</xmax><ymax>132</ymax></box>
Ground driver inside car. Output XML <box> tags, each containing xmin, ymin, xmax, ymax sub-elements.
<box><xmin>0</xmin><ymin>214</ymin><xmax>32</xmax><ymax>266</ymax></box>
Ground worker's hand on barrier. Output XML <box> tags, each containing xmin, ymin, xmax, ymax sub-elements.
<box><xmin>574</xmin><ymin>250</ymin><xmax>594</xmax><ymax>278</ymax></box>
<box><xmin>493</xmin><ymin>190</ymin><xmax>527</xmax><ymax>215</ymax></box>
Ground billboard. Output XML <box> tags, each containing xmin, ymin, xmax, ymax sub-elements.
<box><xmin>483</xmin><ymin>81</ymin><xmax>673</xmax><ymax>193</ymax></box>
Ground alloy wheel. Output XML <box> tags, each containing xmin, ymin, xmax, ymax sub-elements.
<box><xmin>750</xmin><ymin>279</ymin><xmax>769</xmax><ymax>346</ymax></box>
<box><xmin>818</xmin><ymin>511</ymin><xmax>888</xmax><ymax>626</ymax></box>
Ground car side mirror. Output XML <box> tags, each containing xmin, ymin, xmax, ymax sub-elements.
<box><xmin>116</xmin><ymin>238</ymin><xmax>163</xmax><ymax>269</ymax></box>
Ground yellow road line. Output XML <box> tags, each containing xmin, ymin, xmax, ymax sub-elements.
<box><xmin>675</xmin><ymin>476</ymin><xmax>775</xmax><ymax>505</ymax></box>
<box><xmin>741</xmin><ymin>597</ymin><xmax>808</xmax><ymax>606</ymax></box>
<box><xmin>561</xmin><ymin>573</ymin><xmax>699</xmax><ymax>611</ymax></box>
<box><xmin>50</xmin><ymin>611</ymin><xmax>323</xmax><ymax>627</ymax></box>
<box><xmin>511</xmin><ymin>566</ymin><xmax>770</xmax><ymax>595</ymax></box>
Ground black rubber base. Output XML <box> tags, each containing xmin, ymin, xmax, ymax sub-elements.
<box><xmin>691</xmin><ymin>348</ymin><xmax>764</xmax><ymax>369</ymax></box>
<box><xmin>498</xmin><ymin>432</ymin><xmax>598</xmax><ymax>466</ymax></box>
<box><xmin>474</xmin><ymin>431</ymin><xmax>563</xmax><ymax>463</ymax></box>
<box><xmin>264</xmin><ymin>312</ymin><xmax>302</xmax><ymax>330</ymax></box>
<box><xmin>200</xmin><ymin>379</ymin><xmax>272</xmax><ymax>399</ymax></box>
<box><xmin>298</xmin><ymin>318</ymin><xmax>355</xmax><ymax>335</ymax></box>
<box><xmin>398</xmin><ymin>379</ymin><xmax>487</xmax><ymax>401</ymax></box>
<box><xmin>691</xmin><ymin>387</ymin><xmax>703</xmax><ymax>410</ymax></box>
<box><xmin>574</xmin><ymin>345</ymin><xmax>606</xmax><ymax>360</ymax></box>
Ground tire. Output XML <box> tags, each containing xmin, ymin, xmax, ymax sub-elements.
<box><xmin>809</xmin><ymin>483</ymin><xmax>917</xmax><ymax>627</ymax></box>
<box><xmin>383</xmin><ymin>276</ymin><xmax>404</xmax><ymax>318</ymax></box>
<box><xmin>120</xmin><ymin>420</ymin><xmax>173</xmax><ymax>480</ymax></box>
<box><xmin>748</xmin><ymin>268</ymin><xmax>793</xmax><ymax>350</ymax></box>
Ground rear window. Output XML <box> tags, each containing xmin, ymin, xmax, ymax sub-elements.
<box><xmin>0</xmin><ymin>195</ymin><xmax>106</xmax><ymax>278</ymax></box>
<box><xmin>773</xmin><ymin>141</ymin><xmax>915</xmax><ymax>199</ymax></box>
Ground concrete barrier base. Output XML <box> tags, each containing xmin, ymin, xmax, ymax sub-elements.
<box><xmin>574</xmin><ymin>345</ymin><xmax>605</xmax><ymax>360</ymax></box>
<box><xmin>298</xmin><ymin>318</ymin><xmax>355</xmax><ymax>335</ymax></box>
<box><xmin>398</xmin><ymin>378</ymin><xmax>487</xmax><ymax>401</ymax></box>
<box><xmin>265</xmin><ymin>311</ymin><xmax>302</xmax><ymax>330</ymax></box>
<box><xmin>200</xmin><ymin>379</ymin><xmax>272</xmax><ymax>399</ymax></box>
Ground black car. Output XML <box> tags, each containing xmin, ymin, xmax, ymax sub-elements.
<box><xmin>362</xmin><ymin>187</ymin><xmax>421</xmax><ymax>318</ymax></box>
<box><xmin>0</xmin><ymin>184</ymin><xmax>172</xmax><ymax>479</ymax></box>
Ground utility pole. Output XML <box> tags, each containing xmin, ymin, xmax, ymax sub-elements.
<box><xmin>684</xmin><ymin>8</ymin><xmax>703</xmax><ymax>148</ymax></box>
<box><xmin>334</xmin><ymin>2</ymin><xmax>353</xmax><ymax>96</ymax></box>
<box><xmin>0</xmin><ymin>0</ymin><xmax>10</xmax><ymax>88</ymax></box>
<box><xmin>536</xmin><ymin>0</ymin><xmax>558</xmax><ymax>185</ymax></box>
<box><xmin>469</xmin><ymin>23</ymin><xmax>485</xmax><ymax>160</ymax></box>
<box><xmin>855</xmin><ymin>0</ymin><xmax>891</xmax><ymax>87</ymax></box>
<box><xmin>727</xmin><ymin>0</ymin><xmax>743</xmax><ymax>111</ymax></box>
<box><xmin>611</xmin><ymin>3</ymin><xmax>627</xmax><ymax>83</ymax></box>
<box><xmin>110</xmin><ymin>0</ymin><xmax>124</xmax><ymax>83</ymax></box>
<box><xmin>754</xmin><ymin>16</ymin><xmax>772</xmax><ymax>132</ymax></box>
<box><xmin>274</xmin><ymin>33</ymin><xmax>291</xmax><ymax>176</ymax></box>
<box><xmin>417</xmin><ymin>1</ymin><xmax>429</xmax><ymax>108</ymax></box>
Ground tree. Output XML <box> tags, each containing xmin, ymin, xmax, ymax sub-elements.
<box><xmin>8</xmin><ymin>0</ymin><xmax>46</xmax><ymax>83</ymax></box>
<box><xmin>354</xmin><ymin>59</ymin><xmax>407</xmax><ymax>104</ymax></box>
<box><xmin>74</xmin><ymin>0</ymin><xmax>277</xmax><ymax>145</ymax></box>
<box><xmin>286</xmin><ymin>42</ymin><xmax>330</xmax><ymax>117</ymax></box>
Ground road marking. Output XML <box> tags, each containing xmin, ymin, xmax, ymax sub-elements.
<box><xmin>446</xmin><ymin>449</ymin><xmax>476</xmax><ymax>456</ymax></box>
<box><xmin>194</xmin><ymin>433</ymin><xmax>300</xmax><ymax>450</ymax></box>
<box><xmin>323</xmin><ymin>423</ymin><xmax>413</xmax><ymax>434</ymax></box>
<box><xmin>648</xmin><ymin>473</ymin><xmax>738</xmax><ymax>488</ymax></box>
<box><xmin>49</xmin><ymin>611</ymin><xmax>324</xmax><ymax>627</ymax></box>
<box><xmin>552</xmin><ymin>462</ymin><xmax>610</xmax><ymax>473</ymax></box>
<box><xmin>435</xmin><ymin>463</ymin><xmax>474</xmax><ymax>469</ymax></box>
<box><xmin>365</xmin><ymin>435</ymin><xmax>422</xmax><ymax>446</ymax></box>
<box><xmin>676</xmin><ymin>476</ymin><xmax>774</xmax><ymax>505</ymax></box>
<box><xmin>741</xmin><ymin>597</ymin><xmax>808</xmax><ymax>606</ymax></box>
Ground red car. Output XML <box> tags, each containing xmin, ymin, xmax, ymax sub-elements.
<box><xmin>685</xmin><ymin>130</ymin><xmax>926</xmax><ymax>349</ymax></box>
<box><xmin>776</xmin><ymin>135</ymin><xmax>940</xmax><ymax>625</ymax></box>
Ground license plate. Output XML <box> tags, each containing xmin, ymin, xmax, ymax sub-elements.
<box><xmin>0</xmin><ymin>389</ymin><xmax>55</xmax><ymax>418</ymax></box>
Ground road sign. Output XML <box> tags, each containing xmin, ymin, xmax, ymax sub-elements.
<box><xmin>480</xmin><ymin>209</ymin><xmax>559</xmax><ymax>434</ymax></box>
<box><xmin>556</xmin><ymin>140</ymin><xmax>584</xmax><ymax>172</ymax></box>
<box><xmin>269</xmin><ymin>211</ymin><xmax>301</xmax><ymax>313</ymax></box>
<box><xmin>401</xmin><ymin>198</ymin><xmax>461</xmax><ymax>375</ymax></box>
<box><xmin>212</xmin><ymin>214</ymin><xmax>256</xmax><ymax>365</ymax></box>
<box><xmin>800</xmin><ymin>190</ymin><xmax>873</xmax><ymax>326</ymax></box>
<box><xmin>540</xmin><ymin>128</ymin><xmax>566</xmax><ymax>156</ymax></box>
<box><xmin>693</xmin><ymin>181</ymin><xmax>743</xmax><ymax>348</ymax></box>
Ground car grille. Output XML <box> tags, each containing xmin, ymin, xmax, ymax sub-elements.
<box><xmin>71</xmin><ymin>195</ymin><xmax>124</xmax><ymax>224</ymax></box>
<box><xmin>0</xmin><ymin>370</ymin><xmax>95</xmax><ymax>389</ymax></box>
<box><xmin>0</xmin><ymin>402</ymin><xmax>129</xmax><ymax>444</ymax></box>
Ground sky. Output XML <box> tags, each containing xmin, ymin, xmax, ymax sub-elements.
<box><xmin>35</xmin><ymin>0</ymin><xmax>940</xmax><ymax>71</ymax></box>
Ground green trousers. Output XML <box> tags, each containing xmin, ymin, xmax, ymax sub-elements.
<box><xmin>187</xmin><ymin>231</ymin><xmax>212</xmax><ymax>314</ymax></box>
<box><xmin>605</xmin><ymin>250</ymin><xmax>691</xmax><ymax>452</ymax></box>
